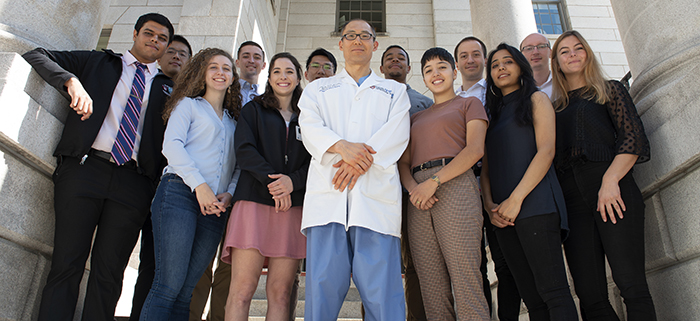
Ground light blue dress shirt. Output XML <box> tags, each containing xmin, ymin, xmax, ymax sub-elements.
<box><xmin>163</xmin><ymin>97</ymin><xmax>240</xmax><ymax>196</ymax></box>
<box><xmin>239</xmin><ymin>79</ymin><xmax>259</xmax><ymax>106</ymax></box>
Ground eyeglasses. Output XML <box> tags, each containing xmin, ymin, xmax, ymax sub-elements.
<box><xmin>309</xmin><ymin>62</ymin><xmax>333</xmax><ymax>71</ymax></box>
<box><xmin>166</xmin><ymin>48</ymin><xmax>190</xmax><ymax>59</ymax></box>
<box><xmin>521</xmin><ymin>43</ymin><xmax>550</xmax><ymax>53</ymax></box>
<box><xmin>342</xmin><ymin>33</ymin><xmax>375</xmax><ymax>41</ymax></box>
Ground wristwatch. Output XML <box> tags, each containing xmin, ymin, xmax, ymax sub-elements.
<box><xmin>430</xmin><ymin>174</ymin><xmax>441</xmax><ymax>189</ymax></box>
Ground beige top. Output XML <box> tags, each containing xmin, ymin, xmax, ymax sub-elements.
<box><xmin>409</xmin><ymin>96</ymin><xmax>488</xmax><ymax>169</ymax></box>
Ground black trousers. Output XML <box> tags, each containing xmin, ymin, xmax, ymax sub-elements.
<box><xmin>495</xmin><ymin>213</ymin><xmax>578</xmax><ymax>321</ymax></box>
<box><xmin>37</xmin><ymin>155</ymin><xmax>155</xmax><ymax>321</ymax></box>
<box><xmin>483</xmin><ymin>209</ymin><xmax>522</xmax><ymax>321</ymax></box>
<box><xmin>559</xmin><ymin>161</ymin><xmax>656</xmax><ymax>321</ymax></box>
<box><xmin>129</xmin><ymin>212</ymin><xmax>155</xmax><ymax>321</ymax></box>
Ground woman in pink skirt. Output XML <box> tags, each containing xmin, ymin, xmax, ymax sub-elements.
<box><xmin>222</xmin><ymin>52</ymin><xmax>310</xmax><ymax>321</ymax></box>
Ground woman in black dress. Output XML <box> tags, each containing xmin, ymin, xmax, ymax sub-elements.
<box><xmin>481</xmin><ymin>43</ymin><xmax>578</xmax><ymax>321</ymax></box>
<box><xmin>551</xmin><ymin>30</ymin><xmax>656</xmax><ymax>321</ymax></box>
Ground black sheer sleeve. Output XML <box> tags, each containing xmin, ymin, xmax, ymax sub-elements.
<box><xmin>606</xmin><ymin>80</ymin><xmax>650</xmax><ymax>163</ymax></box>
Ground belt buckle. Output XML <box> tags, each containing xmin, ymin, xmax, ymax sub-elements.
<box><xmin>420</xmin><ymin>163</ymin><xmax>427</xmax><ymax>171</ymax></box>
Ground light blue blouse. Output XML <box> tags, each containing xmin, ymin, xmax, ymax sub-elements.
<box><xmin>163</xmin><ymin>97</ymin><xmax>240</xmax><ymax>196</ymax></box>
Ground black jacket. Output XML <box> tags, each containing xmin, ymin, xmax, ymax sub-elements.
<box><xmin>233</xmin><ymin>100</ymin><xmax>311</xmax><ymax>207</ymax></box>
<box><xmin>22</xmin><ymin>48</ymin><xmax>173</xmax><ymax>184</ymax></box>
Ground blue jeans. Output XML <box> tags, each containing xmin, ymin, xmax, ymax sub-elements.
<box><xmin>140</xmin><ymin>174</ymin><xmax>229</xmax><ymax>321</ymax></box>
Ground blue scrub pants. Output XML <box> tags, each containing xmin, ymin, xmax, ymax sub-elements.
<box><xmin>305</xmin><ymin>223</ymin><xmax>405</xmax><ymax>321</ymax></box>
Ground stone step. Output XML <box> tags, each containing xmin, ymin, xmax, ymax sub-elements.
<box><xmin>249</xmin><ymin>318</ymin><xmax>361</xmax><ymax>321</ymax></box>
<box><xmin>250</xmin><ymin>273</ymin><xmax>363</xmax><ymax>319</ymax></box>
<box><xmin>253</xmin><ymin>275</ymin><xmax>362</xmax><ymax>302</ymax></box>
<box><xmin>249</xmin><ymin>298</ymin><xmax>362</xmax><ymax>318</ymax></box>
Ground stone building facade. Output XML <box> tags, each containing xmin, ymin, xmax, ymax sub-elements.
<box><xmin>0</xmin><ymin>0</ymin><xmax>697</xmax><ymax>320</ymax></box>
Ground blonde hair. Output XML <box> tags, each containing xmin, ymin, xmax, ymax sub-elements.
<box><xmin>163</xmin><ymin>48</ymin><xmax>242</xmax><ymax>122</ymax></box>
<box><xmin>551</xmin><ymin>30</ymin><xmax>611</xmax><ymax>111</ymax></box>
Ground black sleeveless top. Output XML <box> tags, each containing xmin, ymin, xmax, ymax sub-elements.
<box><xmin>485</xmin><ymin>90</ymin><xmax>568</xmax><ymax>235</ymax></box>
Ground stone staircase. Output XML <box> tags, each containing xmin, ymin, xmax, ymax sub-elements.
<box><xmin>249</xmin><ymin>273</ymin><xmax>363</xmax><ymax>320</ymax></box>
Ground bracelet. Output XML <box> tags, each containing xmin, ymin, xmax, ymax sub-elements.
<box><xmin>430</xmin><ymin>174</ymin><xmax>441</xmax><ymax>189</ymax></box>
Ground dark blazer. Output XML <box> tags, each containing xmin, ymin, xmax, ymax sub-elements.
<box><xmin>22</xmin><ymin>48</ymin><xmax>173</xmax><ymax>184</ymax></box>
<box><xmin>233</xmin><ymin>100</ymin><xmax>311</xmax><ymax>207</ymax></box>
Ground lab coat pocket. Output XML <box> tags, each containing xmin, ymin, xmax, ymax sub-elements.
<box><xmin>361</xmin><ymin>165</ymin><xmax>400</xmax><ymax>204</ymax></box>
<box><xmin>306</xmin><ymin>159</ymin><xmax>333</xmax><ymax>193</ymax></box>
<box><xmin>369</xmin><ymin>95</ymin><xmax>392</xmax><ymax>123</ymax></box>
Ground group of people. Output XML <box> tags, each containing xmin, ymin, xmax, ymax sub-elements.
<box><xmin>24</xmin><ymin>11</ymin><xmax>657</xmax><ymax>321</ymax></box>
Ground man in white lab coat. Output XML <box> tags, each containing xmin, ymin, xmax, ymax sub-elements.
<box><xmin>298</xmin><ymin>19</ymin><xmax>411</xmax><ymax>321</ymax></box>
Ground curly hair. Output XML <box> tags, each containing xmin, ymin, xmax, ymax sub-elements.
<box><xmin>253</xmin><ymin>52</ymin><xmax>303</xmax><ymax>114</ymax></box>
<box><xmin>163</xmin><ymin>48</ymin><xmax>242</xmax><ymax>122</ymax></box>
<box><xmin>551</xmin><ymin>30</ymin><xmax>611</xmax><ymax>111</ymax></box>
<box><xmin>485</xmin><ymin>43</ymin><xmax>538</xmax><ymax>126</ymax></box>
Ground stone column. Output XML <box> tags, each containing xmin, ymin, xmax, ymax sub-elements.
<box><xmin>610</xmin><ymin>0</ymin><xmax>700</xmax><ymax>319</ymax></box>
<box><xmin>470</xmin><ymin>0</ymin><xmax>537</xmax><ymax>53</ymax></box>
<box><xmin>0</xmin><ymin>1</ymin><xmax>110</xmax><ymax>320</ymax></box>
<box><xmin>0</xmin><ymin>0</ymin><xmax>109</xmax><ymax>53</ymax></box>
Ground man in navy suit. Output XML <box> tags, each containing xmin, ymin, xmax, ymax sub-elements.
<box><xmin>23</xmin><ymin>12</ymin><xmax>174</xmax><ymax>321</ymax></box>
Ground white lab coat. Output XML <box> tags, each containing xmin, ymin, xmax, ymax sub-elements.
<box><xmin>298</xmin><ymin>69</ymin><xmax>410</xmax><ymax>237</ymax></box>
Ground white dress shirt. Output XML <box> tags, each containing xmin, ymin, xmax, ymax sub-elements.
<box><xmin>539</xmin><ymin>72</ymin><xmax>553</xmax><ymax>98</ymax></box>
<box><xmin>92</xmin><ymin>50</ymin><xmax>158</xmax><ymax>159</ymax></box>
<box><xmin>456</xmin><ymin>78</ymin><xmax>487</xmax><ymax>106</ymax></box>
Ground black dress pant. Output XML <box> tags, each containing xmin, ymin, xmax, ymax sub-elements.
<box><xmin>483</xmin><ymin>208</ymin><xmax>522</xmax><ymax>321</ymax></box>
<box><xmin>559</xmin><ymin>161</ymin><xmax>656</xmax><ymax>321</ymax></box>
<box><xmin>495</xmin><ymin>213</ymin><xmax>578</xmax><ymax>321</ymax></box>
<box><xmin>129</xmin><ymin>212</ymin><xmax>155</xmax><ymax>321</ymax></box>
<box><xmin>38</xmin><ymin>155</ymin><xmax>155</xmax><ymax>321</ymax></box>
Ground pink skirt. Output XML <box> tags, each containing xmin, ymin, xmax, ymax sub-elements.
<box><xmin>221</xmin><ymin>200</ymin><xmax>306</xmax><ymax>263</ymax></box>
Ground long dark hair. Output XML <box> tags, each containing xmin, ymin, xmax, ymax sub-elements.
<box><xmin>485</xmin><ymin>43</ymin><xmax>538</xmax><ymax>126</ymax></box>
<box><xmin>163</xmin><ymin>48</ymin><xmax>242</xmax><ymax>122</ymax></box>
<box><xmin>253</xmin><ymin>52</ymin><xmax>303</xmax><ymax>114</ymax></box>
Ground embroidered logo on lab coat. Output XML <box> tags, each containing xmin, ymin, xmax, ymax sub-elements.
<box><xmin>319</xmin><ymin>83</ymin><xmax>342</xmax><ymax>92</ymax></box>
<box><xmin>370</xmin><ymin>85</ymin><xmax>394</xmax><ymax>99</ymax></box>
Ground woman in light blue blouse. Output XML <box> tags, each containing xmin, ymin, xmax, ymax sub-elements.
<box><xmin>140</xmin><ymin>48</ymin><xmax>243</xmax><ymax>321</ymax></box>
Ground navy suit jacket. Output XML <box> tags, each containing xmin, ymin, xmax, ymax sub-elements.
<box><xmin>23</xmin><ymin>48</ymin><xmax>173</xmax><ymax>184</ymax></box>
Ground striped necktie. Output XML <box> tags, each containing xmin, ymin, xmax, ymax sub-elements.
<box><xmin>111</xmin><ymin>62</ymin><xmax>146</xmax><ymax>165</ymax></box>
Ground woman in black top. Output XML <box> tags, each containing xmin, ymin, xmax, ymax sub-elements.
<box><xmin>481</xmin><ymin>43</ymin><xmax>578</xmax><ymax>321</ymax></box>
<box><xmin>222</xmin><ymin>52</ymin><xmax>311</xmax><ymax>321</ymax></box>
<box><xmin>551</xmin><ymin>30</ymin><xmax>656</xmax><ymax>320</ymax></box>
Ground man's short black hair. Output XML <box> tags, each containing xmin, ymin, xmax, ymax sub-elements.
<box><xmin>306</xmin><ymin>48</ymin><xmax>337</xmax><ymax>73</ymax></box>
<box><xmin>454</xmin><ymin>36</ymin><xmax>487</xmax><ymax>62</ymax></box>
<box><xmin>381</xmin><ymin>45</ymin><xmax>409</xmax><ymax>66</ymax></box>
<box><xmin>421</xmin><ymin>47</ymin><xmax>456</xmax><ymax>72</ymax></box>
<box><xmin>339</xmin><ymin>19</ymin><xmax>376</xmax><ymax>37</ymax></box>
<box><xmin>171</xmin><ymin>35</ymin><xmax>192</xmax><ymax>56</ymax></box>
<box><xmin>135</xmin><ymin>13</ymin><xmax>174</xmax><ymax>44</ymax></box>
<box><xmin>237</xmin><ymin>41</ymin><xmax>265</xmax><ymax>60</ymax></box>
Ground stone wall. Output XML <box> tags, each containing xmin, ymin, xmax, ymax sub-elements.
<box><xmin>0</xmin><ymin>53</ymin><xmax>72</xmax><ymax>321</ymax></box>
<box><xmin>281</xmin><ymin>0</ymin><xmax>435</xmax><ymax>94</ymax></box>
<box><xmin>105</xmin><ymin>0</ymin><xmax>185</xmax><ymax>54</ymax></box>
<box><xmin>566</xmin><ymin>0</ymin><xmax>630</xmax><ymax>80</ymax></box>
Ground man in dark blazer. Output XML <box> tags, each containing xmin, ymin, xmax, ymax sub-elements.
<box><xmin>22</xmin><ymin>12</ymin><xmax>174</xmax><ymax>321</ymax></box>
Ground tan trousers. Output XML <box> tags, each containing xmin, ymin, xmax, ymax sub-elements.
<box><xmin>408</xmin><ymin>167</ymin><xmax>489</xmax><ymax>321</ymax></box>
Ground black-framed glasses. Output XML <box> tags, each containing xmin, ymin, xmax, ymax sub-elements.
<box><xmin>309</xmin><ymin>62</ymin><xmax>333</xmax><ymax>71</ymax></box>
<box><xmin>342</xmin><ymin>33</ymin><xmax>375</xmax><ymax>41</ymax></box>
<box><xmin>521</xmin><ymin>43</ymin><xmax>550</xmax><ymax>53</ymax></box>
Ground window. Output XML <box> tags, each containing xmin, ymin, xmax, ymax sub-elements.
<box><xmin>96</xmin><ymin>28</ymin><xmax>112</xmax><ymax>51</ymax></box>
<box><xmin>336</xmin><ymin>0</ymin><xmax>385</xmax><ymax>33</ymax></box>
<box><xmin>533</xmin><ymin>1</ymin><xmax>566</xmax><ymax>35</ymax></box>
